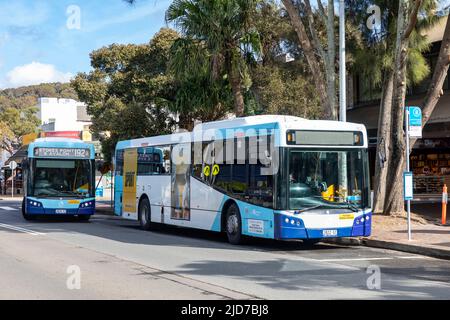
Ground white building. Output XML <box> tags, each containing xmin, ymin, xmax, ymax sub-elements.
<box><xmin>37</xmin><ymin>97</ymin><xmax>92</xmax><ymax>132</ymax></box>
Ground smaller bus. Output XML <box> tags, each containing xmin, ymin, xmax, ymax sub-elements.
<box><xmin>22</xmin><ymin>138</ymin><xmax>96</xmax><ymax>221</ymax></box>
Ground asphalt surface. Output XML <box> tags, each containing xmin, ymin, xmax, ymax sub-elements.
<box><xmin>1</xmin><ymin>199</ymin><xmax>450</xmax><ymax>299</ymax></box>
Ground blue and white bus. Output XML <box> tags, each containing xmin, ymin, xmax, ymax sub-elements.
<box><xmin>114</xmin><ymin>115</ymin><xmax>371</xmax><ymax>244</ymax></box>
<box><xmin>22</xmin><ymin>138</ymin><xmax>96</xmax><ymax>221</ymax></box>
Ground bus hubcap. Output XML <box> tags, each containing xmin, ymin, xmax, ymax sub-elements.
<box><xmin>227</xmin><ymin>215</ymin><xmax>238</xmax><ymax>234</ymax></box>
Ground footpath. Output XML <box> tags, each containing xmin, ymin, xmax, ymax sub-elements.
<box><xmin>332</xmin><ymin>203</ymin><xmax>450</xmax><ymax>260</ymax></box>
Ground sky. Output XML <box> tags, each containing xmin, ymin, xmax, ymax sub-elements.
<box><xmin>1</xmin><ymin>0</ymin><xmax>450</xmax><ymax>90</ymax></box>
<box><xmin>0</xmin><ymin>0</ymin><xmax>172</xmax><ymax>89</ymax></box>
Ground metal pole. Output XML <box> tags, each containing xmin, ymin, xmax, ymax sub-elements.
<box><xmin>338</xmin><ymin>0</ymin><xmax>348</xmax><ymax>198</ymax></box>
<box><xmin>339</xmin><ymin>0</ymin><xmax>346</xmax><ymax>122</ymax></box>
<box><xmin>405</xmin><ymin>107</ymin><xmax>411</xmax><ymax>241</ymax></box>
<box><xmin>11</xmin><ymin>168</ymin><xmax>14</xmax><ymax>198</ymax></box>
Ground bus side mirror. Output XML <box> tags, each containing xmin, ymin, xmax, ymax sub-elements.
<box><xmin>22</xmin><ymin>160</ymin><xmax>29</xmax><ymax>170</ymax></box>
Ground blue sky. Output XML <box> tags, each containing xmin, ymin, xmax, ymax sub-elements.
<box><xmin>1</xmin><ymin>0</ymin><xmax>450</xmax><ymax>89</ymax></box>
<box><xmin>0</xmin><ymin>0</ymin><xmax>172</xmax><ymax>89</ymax></box>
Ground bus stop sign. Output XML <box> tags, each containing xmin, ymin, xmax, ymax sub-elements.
<box><xmin>407</xmin><ymin>106</ymin><xmax>422</xmax><ymax>138</ymax></box>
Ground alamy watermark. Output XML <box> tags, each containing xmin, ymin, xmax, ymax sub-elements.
<box><xmin>66</xmin><ymin>265</ymin><xmax>81</xmax><ymax>290</ymax></box>
<box><xmin>366</xmin><ymin>265</ymin><xmax>381</xmax><ymax>290</ymax></box>
<box><xmin>66</xmin><ymin>5</ymin><xmax>81</xmax><ymax>30</ymax></box>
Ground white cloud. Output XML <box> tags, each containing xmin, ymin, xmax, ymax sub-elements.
<box><xmin>4</xmin><ymin>62</ymin><xmax>73</xmax><ymax>88</ymax></box>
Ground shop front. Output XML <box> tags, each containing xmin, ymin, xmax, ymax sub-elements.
<box><xmin>410</xmin><ymin>138</ymin><xmax>450</xmax><ymax>202</ymax></box>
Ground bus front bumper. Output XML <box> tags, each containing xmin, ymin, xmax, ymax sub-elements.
<box><xmin>274</xmin><ymin>212</ymin><xmax>371</xmax><ymax>240</ymax></box>
<box><xmin>25</xmin><ymin>198</ymin><xmax>95</xmax><ymax>215</ymax></box>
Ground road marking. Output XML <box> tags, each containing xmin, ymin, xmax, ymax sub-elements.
<box><xmin>318</xmin><ymin>257</ymin><xmax>394</xmax><ymax>262</ymax></box>
<box><xmin>0</xmin><ymin>206</ymin><xmax>17</xmax><ymax>211</ymax></box>
<box><xmin>395</xmin><ymin>255</ymin><xmax>431</xmax><ymax>260</ymax></box>
<box><xmin>317</xmin><ymin>255</ymin><xmax>429</xmax><ymax>262</ymax></box>
<box><xmin>0</xmin><ymin>223</ymin><xmax>45</xmax><ymax>236</ymax></box>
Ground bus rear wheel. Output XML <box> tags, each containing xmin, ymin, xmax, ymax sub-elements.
<box><xmin>225</xmin><ymin>203</ymin><xmax>243</xmax><ymax>245</ymax></box>
<box><xmin>139</xmin><ymin>198</ymin><xmax>152</xmax><ymax>230</ymax></box>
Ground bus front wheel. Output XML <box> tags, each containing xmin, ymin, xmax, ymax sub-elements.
<box><xmin>77</xmin><ymin>215</ymin><xmax>91</xmax><ymax>222</ymax></box>
<box><xmin>139</xmin><ymin>198</ymin><xmax>152</xmax><ymax>230</ymax></box>
<box><xmin>225</xmin><ymin>203</ymin><xmax>243</xmax><ymax>245</ymax></box>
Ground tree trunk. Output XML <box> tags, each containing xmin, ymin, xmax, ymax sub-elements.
<box><xmin>383</xmin><ymin>0</ymin><xmax>410</xmax><ymax>215</ymax></box>
<box><xmin>372</xmin><ymin>71</ymin><xmax>394</xmax><ymax>214</ymax></box>
<box><xmin>282</xmin><ymin>0</ymin><xmax>332</xmax><ymax>119</ymax></box>
<box><xmin>422</xmin><ymin>17</ymin><xmax>450</xmax><ymax>125</ymax></box>
<box><xmin>229</xmin><ymin>63</ymin><xmax>245</xmax><ymax>117</ymax></box>
<box><xmin>411</xmin><ymin>15</ymin><xmax>450</xmax><ymax>149</ymax></box>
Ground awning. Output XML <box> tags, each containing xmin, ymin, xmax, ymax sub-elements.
<box><xmin>5</xmin><ymin>145</ymin><xmax>28</xmax><ymax>166</ymax></box>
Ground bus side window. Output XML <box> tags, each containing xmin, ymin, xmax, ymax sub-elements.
<box><xmin>115</xmin><ymin>150</ymin><xmax>124</xmax><ymax>176</ymax></box>
<box><xmin>192</xmin><ymin>142</ymin><xmax>212</xmax><ymax>182</ymax></box>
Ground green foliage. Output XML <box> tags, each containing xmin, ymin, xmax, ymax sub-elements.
<box><xmin>348</xmin><ymin>0</ymin><xmax>441</xmax><ymax>93</ymax></box>
<box><xmin>250</xmin><ymin>64</ymin><xmax>322</xmax><ymax>118</ymax></box>
<box><xmin>72</xmin><ymin>28</ymin><xmax>180</xmax><ymax>163</ymax></box>
<box><xmin>166</xmin><ymin>0</ymin><xmax>262</xmax><ymax>115</ymax></box>
<box><xmin>0</xmin><ymin>82</ymin><xmax>72</xmax><ymax>153</ymax></box>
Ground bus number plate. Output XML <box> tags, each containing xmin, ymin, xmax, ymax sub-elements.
<box><xmin>55</xmin><ymin>209</ymin><xmax>67</xmax><ymax>214</ymax></box>
<box><xmin>322</xmin><ymin>229</ymin><xmax>337</xmax><ymax>237</ymax></box>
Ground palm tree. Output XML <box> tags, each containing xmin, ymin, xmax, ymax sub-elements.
<box><xmin>165</xmin><ymin>0</ymin><xmax>261</xmax><ymax>117</ymax></box>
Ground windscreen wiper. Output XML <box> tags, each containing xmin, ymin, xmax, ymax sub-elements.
<box><xmin>344</xmin><ymin>203</ymin><xmax>360</xmax><ymax>212</ymax></box>
<box><xmin>297</xmin><ymin>204</ymin><xmax>329</xmax><ymax>213</ymax></box>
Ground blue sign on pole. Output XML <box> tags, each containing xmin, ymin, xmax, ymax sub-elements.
<box><xmin>407</xmin><ymin>106</ymin><xmax>422</xmax><ymax>138</ymax></box>
<box><xmin>408</xmin><ymin>106</ymin><xmax>422</xmax><ymax>126</ymax></box>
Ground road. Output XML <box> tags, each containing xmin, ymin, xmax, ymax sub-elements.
<box><xmin>1</xmin><ymin>199</ymin><xmax>450</xmax><ymax>300</ymax></box>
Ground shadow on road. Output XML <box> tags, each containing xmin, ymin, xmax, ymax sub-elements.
<box><xmin>12</xmin><ymin>214</ymin><xmax>352</xmax><ymax>253</ymax></box>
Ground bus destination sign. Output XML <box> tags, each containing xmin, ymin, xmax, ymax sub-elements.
<box><xmin>34</xmin><ymin>147</ymin><xmax>91</xmax><ymax>159</ymax></box>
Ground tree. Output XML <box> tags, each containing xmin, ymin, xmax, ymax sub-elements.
<box><xmin>166</xmin><ymin>0</ymin><xmax>261</xmax><ymax>117</ymax></box>
<box><xmin>72</xmin><ymin>28</ymin><xmax>180</xmax><ymax>162</ymax></box>
<box><xmin>169</xmin><ymin>38</ymin><xmax>234</xmax><ymax>130</ymax></box>
<box><xmin>416</xmin><ymin>14</ymin><xmax>450</xmax><ymax>142</ymax></box>
<box><xmin>347</xmin><ymin>0</ymin><xmax>440</xmax><ymax>214</ymax></box>
<box><xmin>0</xmin><ymin>106</ymin><xmax>40</xmax><ymax>154</ymax></box>
<box><xmin>281</xmin><ymin>0</ymin><xmax>338</xmax><ymax>120</ymax></box>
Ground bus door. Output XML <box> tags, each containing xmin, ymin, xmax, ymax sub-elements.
<box><xmin>171</xmin><ymin>143</ymin><xmax>191</xmax><ymax>220</ymax></box>
<box><xmin>122</xmin><ymin>148</ymin><xmax>138</xmax><ymax>219</ymax></box>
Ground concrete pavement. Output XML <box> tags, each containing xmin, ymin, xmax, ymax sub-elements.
<box><xmin>1</xmin><ymin>200</ymin><xmax>450</xmax><ymax>299</ymax></box>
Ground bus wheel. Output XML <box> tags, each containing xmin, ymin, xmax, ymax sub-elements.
<box><xmin>22</xmin><ymin>198</ymin><xmax>36</xmax><ymax>221</ymax></box>
<box><xmin>225</xmin><ymin>203</ymin><xmax>243</xmax><ymax>245</ymax></box>
<box><xmin>77</xmin><ymin>215</ymin><xmax>91</xmax><ymax>222</ymax></box>
<box><xmin>139</xmin><ymin>198</ymin><xmax>152</xmax><ymax>230</ymax></box>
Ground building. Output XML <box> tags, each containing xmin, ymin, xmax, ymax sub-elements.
<box><xmin>1</xmin><ymin>97</ymin><xmax>96</xmax><ymax>195</ymax></box>
<box><xmin>37</xmin><ymin>97</ymin><xmax>92</xmax><ymax>132</ymax></box>
<box><xmin>347</xmin><ymin>16</ymin><xmax>450</xmax><ymax>202</ymax></box>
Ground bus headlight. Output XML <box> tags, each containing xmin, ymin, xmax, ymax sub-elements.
<box><xmin>81</xmin><ymin>201</ymin><xmax>94</xmax><ymax>208</ymax></box>
<box><xmin>28</xmin><ymin>200</ymin><xmax>42</xmax><ymax>207</ymax></box>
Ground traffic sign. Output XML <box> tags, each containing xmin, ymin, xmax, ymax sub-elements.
<box><xmin>407</xmin><ymin>106</ymin><xmax>422</xmax><ymax>138</ymax></box>
<box><xmin>9</xmin><ymin>161</ymin><xmax>17</xmax><ymax>170</ymax></box>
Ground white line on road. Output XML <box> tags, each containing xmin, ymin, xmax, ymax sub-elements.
<box><xmin>0</xmin><ymin>223</ymin><xmax>45</xmax><ymax>236</ymax></box>
<box><xmin>0</xmin><ymin>206</ymin><xmax>17</xmax><ymax>211</ymax></box>
<box><xmin>317</xmin><ymin>255</ymin><xmax>429</xmax><ymax>262</ymax></box>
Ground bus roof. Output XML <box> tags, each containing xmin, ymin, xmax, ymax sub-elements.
<box><xmin>116</xmin><ymin>115</ymin><xmax>368</xmax><ymax>150</ymax></box>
